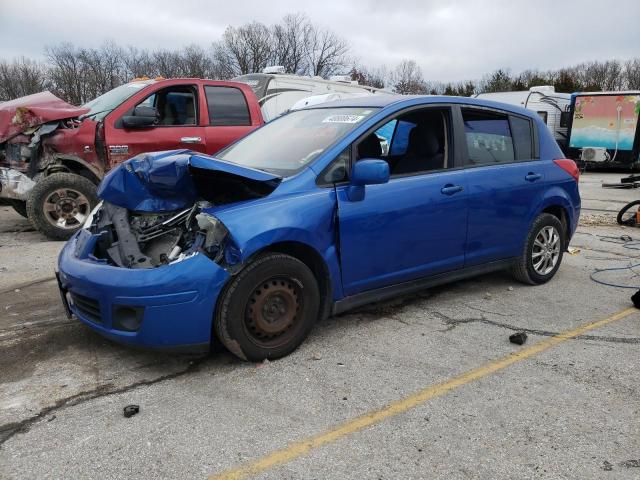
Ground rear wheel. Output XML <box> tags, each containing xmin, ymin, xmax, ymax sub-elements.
<box><xmin>214</xmin><ymin>253</ymin><xmax>320</xmax><ymax>361</ymax></box>
<box><xmin>511</xmin><ymin>213</ymin><xmax>564</xmax><ymax>285</ymax></box>
<box><xmin>26</xmin><ymin>173</ymin><xmax>98</xmax><ymax>240</ymax></box>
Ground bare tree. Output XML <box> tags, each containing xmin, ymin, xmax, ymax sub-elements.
<box><xmin>45</xmin><ymin>43</ymin><xmax>88</xmax><ymax>105</ymax></box>
<box><xmin>350</xmin><ymin>64</ymin><xmax>388</xmax><ymax>89</ymax></box>
<box><xmin>478</xmin><ymin>69</ymin><xmax>513</xmax><ymax>93</ymax></box>
<box><xmin>582</xmin><ymin>60</ymin><xmax>623</xmax><ymax>91</ymax></box>
<box><xmin>391</xmin><ymin>60</ymin><xmax>428</xmax><ymax>94</ymax></box>
<box><xmin>304</xmin><ymin>25</ymin><xmax>349</xmax><ymax>77</ymax></box>
<box><xmin>0</xmin><ymin>57</ymin><xmax>48</xmax><ymax>101</ymax></box>
<box><xmin>214</xmin><ymin>22</ymin><xmax>273</xmax><ymax>78</ymax></box>
<box><xmin>624</xmin><ymin>58</ymin><xmax>640</xmax><ymax>89</ymax></box>
<box><xmin>271</xmin><ymin>13</ymin><xmax>308</xmax><ymax>74</ymax></box>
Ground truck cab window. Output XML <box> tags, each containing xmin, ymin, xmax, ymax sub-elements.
<box><xmin>135</xmin><ymin>86</ymin><xmax>197</xmax><ymax>126</ymax></box>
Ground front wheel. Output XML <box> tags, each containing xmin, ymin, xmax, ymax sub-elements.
<box><xmin>214</xmin><ymin>253</ymin><xmax>320</xmax><ymax>361</ymax></box>
<box><xmin>26</xmin><ymin>173</ymin><xmax>98</xmax><ymax>240</ymax></box>
<box><xmin>511</xmin><ymin>213</ymin><xmax>565</xmax><ymax>285</ymax></box>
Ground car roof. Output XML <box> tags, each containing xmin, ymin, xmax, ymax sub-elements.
<box><xmin>307</xmin><ymin>94</ymin><xmax>537</xmax><ymax>119</ymax></box>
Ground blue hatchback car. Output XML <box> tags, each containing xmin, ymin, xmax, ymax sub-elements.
<box><xmin>57</xmin><ymin>95</ymin><xmax>581</xmax><ymax>361</ymax></box>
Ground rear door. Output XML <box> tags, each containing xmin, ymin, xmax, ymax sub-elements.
<box><xmin>457</xmin><ymin>106</ymin><xmax>546</xmax><ymax>265</ymax></box>
<box><xmin>105</xmin><ymin>83</ymin><xmax>206</xmax><ymax>165</ymax></box>
<box><xmin>202</xmin><ymin>85</ymin><xmax>258</xmax><ymax>155</ymax></box>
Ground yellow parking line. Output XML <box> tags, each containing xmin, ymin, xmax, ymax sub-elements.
<box><xmin>208</xmin><ymin>306</ymin><xmax>637</xmax><ymax>480</ymax></box>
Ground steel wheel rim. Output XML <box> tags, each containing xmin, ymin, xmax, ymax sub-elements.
<box><xmin>244</xmin><ymin>276</ymin><xmax>302</xmax><ymax>347</ymax></box>
<box><xmin>531</xmin><ymin>225</ymin><xmax>561</xmax><ymax>275</ymax></box>
<box><xmin>42</xmin><ymin>188</ymin><xmax>91</xmax><ymax>230</ymax></box>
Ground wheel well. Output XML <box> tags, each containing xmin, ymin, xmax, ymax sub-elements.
<box><xmin>262</xmin><ymin>241</ymin><xmax>333</xmax><ymax>322</ymax></box>
<box><xmin>542</xmin><ymin>205</ymin><xmax>568</xmax><ymax>237</ymax></box>
<box><xmin>46</xmin><ymin>159</ymin><xmax>101</xmax><ymax>185</ymax></box>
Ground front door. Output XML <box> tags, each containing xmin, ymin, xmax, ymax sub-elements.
<box><xmin>336</xmin><ymin>106</ymin><xmax>468</xmax><ymax>296</ymax></box>
<box><xmin>105</xmin><ymin>84</ymin><xmax>206</xmax><ymax>166</ymax></box>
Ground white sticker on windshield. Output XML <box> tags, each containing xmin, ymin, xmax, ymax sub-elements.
<box><xmin>322</xmin><ymin>114</ymin><xmax>365</xmax><ymax>124</ymax></box>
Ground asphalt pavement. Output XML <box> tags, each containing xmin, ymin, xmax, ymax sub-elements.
<box><xmin>0</xmin><ymin>172</ymin><xmax>638</xmax><ymax>479</ymax></box>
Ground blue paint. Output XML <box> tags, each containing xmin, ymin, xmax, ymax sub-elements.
<box><xmin>58</xmin><ymin>95</ymin><xmax>581</xmax><ymax>351</ymax></box>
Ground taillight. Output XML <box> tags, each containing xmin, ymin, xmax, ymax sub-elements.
<box><xmin>553</xmin><ymin>159</ymin><xmax>579</xmax><ymax>182</ymax></box>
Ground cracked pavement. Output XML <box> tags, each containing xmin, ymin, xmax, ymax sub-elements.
<box><xmin>0</xmin><ymin>173</ymin><xmax>639</xmax><ymax>479</ymax></box>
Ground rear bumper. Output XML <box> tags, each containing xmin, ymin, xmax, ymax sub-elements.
<box><xmin>57</xmin><ymin>230</ymin><xmax>231</xmax><ymax>350</ymax></box>
<box><xmin>0</xmin><ymin>167</ymin><xmax>35</xmax><ymax>201</ymax></box>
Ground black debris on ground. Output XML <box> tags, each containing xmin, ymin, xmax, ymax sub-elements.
<box><xmin>509</xmin><ymin>332</ymin><xmax>528</xmax><ymax>345</ymax></box>
<box><xmin>123</xmin><ymin>405</ymin><xmax>140</xmax><ymax>418</ymax></box>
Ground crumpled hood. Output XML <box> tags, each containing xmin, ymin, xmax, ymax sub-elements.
<box><xmin>0</xmin><ymin>91</ymin><xmax>89</xmax><ymax>143</ymax></box>
<box><xmin>97</xmin><ymin>149</ymin><xmax>282</xmax><ymax>212</ymax></box>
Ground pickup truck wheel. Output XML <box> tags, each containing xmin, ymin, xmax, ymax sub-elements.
<box><xmin>511</xmin><ymin>213</ymin><xmax>565</xmax><ymax>285</ymax></box>
<box><xmin>26</xmin><ymin>173</ymin><xmax>98</xmax><ymax>240</ymax></box>
<box><xmin>8</xmin><ymin>200</ymin><xmax>27</xmax><ymax>218</ymax></box>
<box><xmin>214</xmin><ymin>253</ymin><xmax>320</xmax><ymax>362</ymax></box>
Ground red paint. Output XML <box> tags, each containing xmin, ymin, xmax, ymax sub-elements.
<box><xmin>1</xmin><ymin>79</ymin><xmax>264</xmax><ymax>180</ymax></box>
<box><xmin>0</xmin><ymin>91</ymin><xmax>89</xmax><ymax>143</ymax></box>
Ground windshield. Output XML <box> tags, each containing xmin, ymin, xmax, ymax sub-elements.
<box><xmin>217</xmin><ymin>107</ymin><xmax>379</xmax><ymax>175</ymax></box>
<box><xmin>82</xmin><ymin>81</ymin><xmax>154</xmax><ymax>120</ymax></box>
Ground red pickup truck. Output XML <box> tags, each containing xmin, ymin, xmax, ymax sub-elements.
<box><xmin>0</xmin><ymin>78</ymin><xmax>264</xmax><ymax>239</ymax></box>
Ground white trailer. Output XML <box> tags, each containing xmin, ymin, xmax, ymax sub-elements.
<box><xmin>234</xmin><ymin>67</ymin><xmax>392</xmax><ymax>122</ymax></box>
<box><xmin>475</xmin><ymin>86</ymin><xmax>571</xmax><ymax>150</ymax></box>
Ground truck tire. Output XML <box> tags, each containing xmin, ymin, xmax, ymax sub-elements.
<box><xmin>26</xmin><ymin>172</ymin><xmax>98</xmax><ymax>240</ymax></box>
<box><xmin>511</xmin><ymin>213</ymin><xmax>565</xmax><ymax>285</ymax></box>
<box><xmin>8</xmin><ymin>200</ymin><xmax>28</xmax><ymax>218</ymax></box>
<box><xmin>214</xmin><ymin>253</ymin><xmax>320</xmax><ymax>362</ymax></box>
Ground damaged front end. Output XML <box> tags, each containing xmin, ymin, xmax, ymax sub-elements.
<box><xmin>0</xmin><ymin>92</ymin><xmax>94</xmax><ymax>201</ymax></box>
<box><xmin>83</xmin><ymin>201</ymin><xmax>229</xmax><ymax>268</ymax></box>
<box><xmin>79</xmin><ymin>150</ymin><xmax>281</xmax><ymax>269</ymax></box>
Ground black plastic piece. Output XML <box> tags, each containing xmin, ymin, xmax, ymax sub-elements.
<box><xmin>123</xmin><ymin>405</ymin><xmax>140</xmax><ymax>418</ymax></box>
<box><xmin>632</xmin><ymin>290</ymin><xmax>640</xmax><ymax>309</ymax></box>
<box><xmin>509</xmin><ymin>332</ymin><xmax>528</xmax><ymax>345</ymax></box>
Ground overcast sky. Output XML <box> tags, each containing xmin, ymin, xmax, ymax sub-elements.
<box><xmin>1</xmin><ymin>0</ymin><xmax>638</xmax><ymax>82</ymax></box>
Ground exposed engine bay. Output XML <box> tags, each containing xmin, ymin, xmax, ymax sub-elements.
<box><xmin>86</xmin><ymin>202</ymin><xmax>229</xmax><ymax>269</ymax></box>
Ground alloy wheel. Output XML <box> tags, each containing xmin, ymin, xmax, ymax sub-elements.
<box><xmin>42</xmin><ymin>188</ymin><xmax>91</xmax><ymax>230</ymax></box>
<box><xmin>531</xmin><ymin>225</ymin><xmax>561</xmax><ymax>275</ymax></box>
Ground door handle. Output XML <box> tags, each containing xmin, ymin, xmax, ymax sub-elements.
<box><xmin>525</xmin><ymin>172</ymin><xmax>542</xmax><ymax>182</ymax></box>
<box><xmin>441</xmin><ymin>184</ymin><xmax>463</xmax><ymax>195</ymax></box>
<box><xmin>180</xmin><ymin>136</ymin><xmax>202</xmax><ymax>143</ymax></box>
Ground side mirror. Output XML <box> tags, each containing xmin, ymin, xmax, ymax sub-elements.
<box><xmin>351</xmin><ymin>159</ymin><xmax>389</xmax><ymax>186</ymax></box>
<box><xmin>122</xmin><ymin>105</ymin><xmax>158</xmax><ymax>128</ymax></box>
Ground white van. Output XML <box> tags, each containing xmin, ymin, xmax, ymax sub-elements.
<box><xmin>234</xmin><ymin>67</ymin><xmax>391</xmax><ymax>121</ymax></box>
<box><xmin>475</xmin><ymin>86</ymin><xmax>571</xmax><ymax>150</ymax></box>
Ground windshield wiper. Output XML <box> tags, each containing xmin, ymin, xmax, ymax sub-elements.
<box><xmin>79</xmin><ymin>109</ymin><xmax>111</xmax><ymax>120</ymax></box>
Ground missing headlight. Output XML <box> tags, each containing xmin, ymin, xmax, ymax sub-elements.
<box><xmin>195</xmin><ymin>213</ymin><xmax>228</xmax><ymax>262</ymax></box>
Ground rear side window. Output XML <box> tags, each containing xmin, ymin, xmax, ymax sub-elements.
<box><xmin>509</xmin><ymin>115</ymin><xmax>533</xmax><ymax>160</ymax></box>
<box><xmin>205</xmin><ymin>86</ymin><xmax>251</xmax><ymax>126</ymax></box>
<box><xmin>462</xmin><ymin>109</ymin><xmax>514</xmax><ymax>164</ymax></box>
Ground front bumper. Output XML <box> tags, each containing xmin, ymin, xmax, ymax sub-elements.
<box><xmin>0</xmin><ymin>167</ymin><xmax>36</xmax><ymax>201</ymax></box>
<box><xmin>57</xmin><ymin>230</ymin><xmax>231</xmax><ymax>350</ymax></box>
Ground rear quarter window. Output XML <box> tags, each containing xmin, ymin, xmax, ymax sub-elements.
<box><xmin>205</xmin><ymin>86</ymin><xmax>251</xmax><ymax>126</ymax></box>
<box><xmin>509</xmin><ymin>115</ymin><xmax>534</xmax><ymax>160</ymax></box>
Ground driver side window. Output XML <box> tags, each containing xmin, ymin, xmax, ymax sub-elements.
<box><xmin>355</xmin><ymin>108</ymin><xmax>451</xmax><ymax>177</ymax></box>
<box><xmin>136</xmin><ymin>86</ymin><xmax>198</xmax><ymax>126</ymax></box>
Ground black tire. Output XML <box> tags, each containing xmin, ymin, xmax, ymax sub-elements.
<box><xmin>8</xmin><ymin>200</ymin><xmax>27</xmax><ymax>218</ymax></box>
<box><xmin>511</xmin><ymin>213</ymin><xmax>565</xmax><ymax>285</ymax></box>
<box><xmin>26</xmin><ymin>172</ymin><xmax>98</xmax><ymax>240</ymax></box>
<box><xmin>214</xmin><ymin>253</ymin><xmax>320</xmax><ymax>361</ymax></box>
<box><xmin>616</xmin><ymin>200</ymin><xmax>640</xmax><ymax>226</ymax></box>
